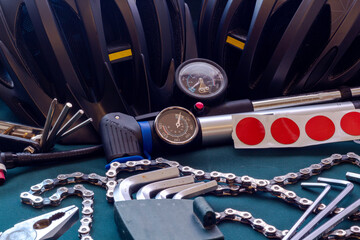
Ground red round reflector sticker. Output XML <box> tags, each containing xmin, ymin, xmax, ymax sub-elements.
<box><xmin>271</xmin><ymin>118</ymin><xmax>300</xmax><ymax>144</ymax></box>
<box><xmin>341</xmin><ymin>112</ymin><xmax>360</xmax><ymax>136</ymax></box>
<box><xmin>236</xmin><ymin>117</ymin><xmax>265</xmax><ymax>145</ymax></box>
<box><xmin>305</xmin><ymin>116</ymin><xmax>335</xmax><ymax>141</ymax></box>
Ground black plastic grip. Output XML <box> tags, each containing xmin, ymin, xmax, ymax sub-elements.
<box><xmin>0</xmin><ymin>135</ymin><xmax>40</xmax><ymax>153</ymax></box>
<box><xmin>100</xmin><ymin>113</ymin><xmax>143</xmax><ymax>162</ymax></box>
<box><xmin>201</xmin><ymin>99</ymin><xmax>254</xmax><ymax>116</ymax></box>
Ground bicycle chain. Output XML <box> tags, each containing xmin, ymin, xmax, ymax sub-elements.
<box><xmin>20</xmin><ymin>152</ymin><xmax>360</xmax><ymax>239</ymax></box>
<box><xmin>216</xmin><ymin>208</ymin><xmax>360</xmax><ymax>239</ymax></box>
<box><xmin>20</xmin><ymin>172</ymin><xmax>106</xmax><ymax>240</ymax></box>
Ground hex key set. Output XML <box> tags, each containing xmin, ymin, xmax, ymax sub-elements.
<box><xmin>18</xmin><ymin>153</ymin><xmax>360</xmax><ymax>239</ymax></box>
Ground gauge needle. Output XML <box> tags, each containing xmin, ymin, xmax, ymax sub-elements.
<box><xmin>199</xmin><ymin>78</ymin><xmax>206</xmax><ymax>88</ymax></box>
<box><xmin>190</xmin><ymin>81</ymin><xmax>200</xmax><ymax>91</ymax></box>
<box><xmin>176</xmin><ymin>112</ymin><xmax>181</xmax><ymax>128</ymax></box>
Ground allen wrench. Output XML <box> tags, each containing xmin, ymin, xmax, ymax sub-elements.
<box><xmin>40</xmin><ymin>99</ymin><xmax>92</xmax><ymax>151</ymax></box>
<box><xmin>155</xmin><ymin>182</ymin><xmax>204</xmax><ymax>199</ymax></box>
<box><xmin>172</xmin><ymin>181</ymin><xmax>218</xmax><ymax>199</ymax></box>
<box><xmin>303</xmin><ymin>198</ymin><xmax>360</xmax><ymax>240</ymax></box>
<box><xmin>115</xmin><ymin>167</ymin><xmax>180</xmax><ymax>201</ymax></box>
<box><xmin>290</xmin><ymin>177</ymin><xmax>354</xmax><ymax>240</ymax></box>
<box><xmin>346</xmin><ymin>172</ymin><xmax>360</xmax><ymax>183</ymax></box>
<box><xmin>136</xmin><ymin>175</ymin><xmax>195</xmax><ymax>199</ymax></box>
<box><xmin>282</xmin><ymin>183</ymin><xmax>331</xmax><ymax>240</ymax></box>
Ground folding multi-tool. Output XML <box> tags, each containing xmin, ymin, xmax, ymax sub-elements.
<box><xmin>0</xmin><ymin>98</ymin><xmax>92</xmax><ymax>154</ymax></box>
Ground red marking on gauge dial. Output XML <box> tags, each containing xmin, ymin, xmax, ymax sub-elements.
<box><xmin>271</xmin><ymin>118</ymin><xmax>300</xmax><ymax>144</ymax></box>
<box><xmin>236</xmin><ymin>117</ymin><xmax>265</xmax><ymax>145</ymax></box>
<box><xmin>305</xmin><ymin>115</ymin><xmax>335</xmax><ymax>141</ymax></box>
<box><xmin>341</xmin><ymin>112</ymin><xmax>360</xmax><ymax>136</ymax></box>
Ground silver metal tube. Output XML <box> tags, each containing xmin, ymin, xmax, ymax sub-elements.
<box><xmin>351</xmin><ymin>87</ymin><xmax>360</xmax><ymax>96</ymax></box>
<box><xmin>252</xmin><ymin>91</ymin><xmax>342</xmax><ymax>111</ymax></box>
<box><xmin>252</xmin><ymin>87</ymin><xmax>360</xmax><ymax>111</ymax></box>
<box><xmin>200</xmin><ymin>101</ymin><xmax>357</xmax><ymax>145</ymax></box>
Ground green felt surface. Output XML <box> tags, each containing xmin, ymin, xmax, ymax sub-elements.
<box><xmin>1</xmin><ymin>99</ymin><xmax>360</xmax><ymax>240</ymax></box>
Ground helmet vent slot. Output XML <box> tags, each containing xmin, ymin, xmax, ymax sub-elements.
<box><xmin>166</xmin><ymin>0</ymin><xmax>183</xmax><ymax>66</ymax></box>
<box><xmin>101</xmin><ymin>0</ymin><xmax>138</xmax><ymax>109</ymax></box>
<box><xmin>284</xmin><ymin>4</ymin><xmax>332</xmax><ymax>94</ymax></box>
<box><xmin>249</xmin><ymin>0</ymin><xmax>302</xmax><ymax>90</ymax></box>
<box><xmin>16</xmin><ymin>3</ymin><xmax>63</xmax><ymax>101</ymax></box>
<box><xmin>332</xmin><ymin>34</ymin><xmax>360</xmax><ymax>78</ymax></box>
<box><xmin>223</xmin><ymin>0</ymin><xmax>255</xmax><ymax>92</ymax></box>
<box><xmin>49</xmin><ymin>0</ymin><xmax>100</xmax><ymax>103</ymax></box>
<box><xmin>136</xmin><ymin>0</ymin><xmax>166</xmax><ymax>87</ymax></box>
<box><xmin>0</xmin><ymin>56</ymin><xmax>13</xmax><ymax>89</ymax></box>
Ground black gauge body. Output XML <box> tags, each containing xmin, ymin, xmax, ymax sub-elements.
<box><xmin>154</xmin><ymin>106</ymin><xmax>199</xmax><ymax>146</ymax></box>
<box><xmin>175</xmin><ymin>58</ymin><xmax>228</xmax><ymax>104</ymax></box>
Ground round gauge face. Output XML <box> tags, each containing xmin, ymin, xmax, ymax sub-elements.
<box><xmin>154</xmin><ymin>107</ymin><xmax>199</xmax><ymax>145</ymax></box>
<box><xmin>176</xmin><ymin>59</ymin><xmax>228</xmax><ymax>100</ymax></box>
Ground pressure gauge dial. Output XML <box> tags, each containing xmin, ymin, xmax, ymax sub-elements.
<box><xmin>175</xmin><ymin>58</ymin><xmax>228</xmax><ymax>102</ymax></box>
<box><xmin>154</xmin><ymin>106</ymin><xmax>199</xmax><ymax>145</ymax></box>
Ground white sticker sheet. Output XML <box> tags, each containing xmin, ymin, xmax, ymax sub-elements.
<box><xmin>232</xmin><ymin>110</ymin><xmax>360</xmax><ymax>148</ymax></box>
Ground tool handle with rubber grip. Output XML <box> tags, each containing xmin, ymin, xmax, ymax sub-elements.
<box><xmin>100</xmin><ymin>113</ymin><xmax>143</xmax><ymax>162</ymax></box>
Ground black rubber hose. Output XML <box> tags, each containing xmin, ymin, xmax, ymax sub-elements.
<box><xmin>2</xmin><ymin>145</ymin><xmax>103</xmax><ymax>169</ymax></box>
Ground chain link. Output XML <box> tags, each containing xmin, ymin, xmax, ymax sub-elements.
<box><xmin>20</xmin><ymin>173</ymin><xmax>103</xmax><ymax>239</ymax></box>
<box><xmin>19</xmin><ymin>153</ymin><xmax>360</xmax><ymax>239</ymax></box>
<box><xmin>216</xmin><ymin>208</ymin><xmax>360</xmax><ymax>239</ymax></box>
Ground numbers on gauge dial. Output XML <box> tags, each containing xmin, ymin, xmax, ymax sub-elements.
<box><xmin>155</xmin><ymin>107</ymin><xmax>198</xmax><ymax>145</ymax></box>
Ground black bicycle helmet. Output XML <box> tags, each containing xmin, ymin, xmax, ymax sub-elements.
<box><xmin>199</xmin><ymin>0</ymin><xmax>360</xmax><ymax>99</ymax></box>
<box><xmin>0</xmin><ymin>0</ymin><xmax>197</xmax><ymax>143</ymax></box>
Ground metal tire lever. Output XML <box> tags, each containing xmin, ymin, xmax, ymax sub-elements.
<box><xmin>114</xmin><ymin>167</ymin><xmax>180</xmax><ymax>201</ymax></box>
<box><xmin>282</xmin><ymin>183</ymin><xmax>331</xmax><ymax>240</ymax></box>
<box><xmin>290</xmin><ymin>177</ymin><xmax>354</xmax><ymax>240</ymax></box>
<box><xmin>136</xmin><ymin>175</ymin><xmax>195</xmax><ymax>199</ymax></box>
